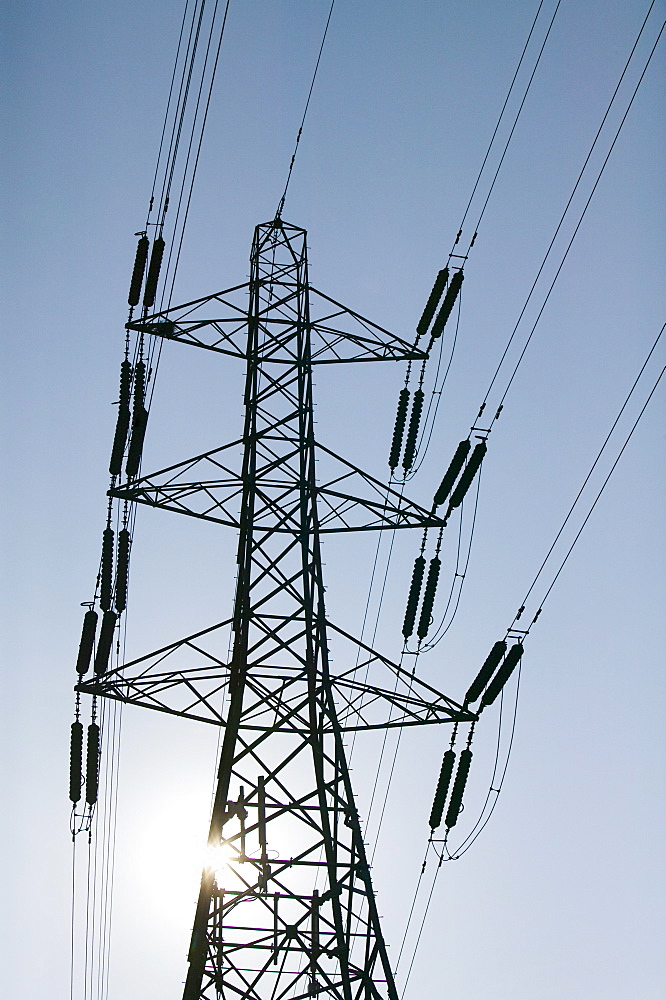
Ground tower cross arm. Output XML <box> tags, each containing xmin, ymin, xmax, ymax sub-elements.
<box><xmin>325</xmin><ymin>620</ymin><xmax>474</xmax><ymax>730</ymax></box>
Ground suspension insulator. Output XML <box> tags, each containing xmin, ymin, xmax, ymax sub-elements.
<box><xmin>75</xmin><ymin>609</ymin><xmax>98</xmax><ymax>675</ymax></box>
<box><xmin>133</xmin><ymin>359</ymin><xmax>146</xmax><ymax>410</ymax></box>
<box><xmin>447</xmin><ymin>441</ymin><xmax>487</xmax><ymax>513</ymax></box>
<box><xmin>143</xmin><ymin>236</ymin><xmax>165</xmax><ymax>308</ymax></box>
<box><xmin>85</xmin><ymin>723</ymin><xmax>100</xmax><ymax>806</ymax></box>
<box><xmin>445</xmin><ymin>747</ymin><xmax>473</xmax><ymax>829</ymax></box>
<box><xmin>109</xmin><ymin>404</ymin><xmax>131</xmax><ymax>478</ymax></box>
<box><xmin>464</xmin><ymin>640</ymin><xmax>507</xmax><ymax>705</ymax></box>
<box><xmin>119</xmin><ymin>358</ymin><xmax>133</xmax><ymax>405</ymax></box>
<box><xmin>433</xmin><ymin>439</ymin><xmax>471</xmax><ymax>508</ymax></box>
<box><xmin>417</xmin><ymin>556</ymin><xmax>441</xmax><ymax>640</ymax></box>
<box><xmin>100</xmin><ymin>528</ymin><xmax>114</xmax><ymax>612</ymax></box>
<box><xmin>416</xmin><ymin>268</ymin><xmax>449</xmax><ymax>338</ymax></box>
<box><xmin>429</xmin><ymin>269</ymin><xmax>464</xmax><ymax>341</ymax></box>
<box><xmin>402</xmin><ymin>389</ymin><xmax>424</xmax><ymax>472</ymax></box>
<box><xmin>109</xmin><ymin>361</ymin><xmax>133</xmax><ymax>477</ymax></box>
<box><xmin>93</xmin><ymin>609</ymin><xmax>117</xmax><ymax>675</ymax></box>
<box><xmin>429</xmin><ymin>749</ymin><xmax>456</xmax><ymax>830</ymax></box>
<box><xmin>115</xmin><ymin>528</ymin><xmax>130</xmax><ymax>613</ymax></box>
<box><xmin>403</xmin><ymin>555</ymin><xmax>426</xmax><ymax>639</ymax></box>
<box><xmin>389</xmin><ymin>389</ymin><xmax>410</xmax><ymax>470</ymax></box>
<box><xmin>125</xmin><ymin>407</ymin><xmax>148</xmax><ymax>479</ymax></box>
<box><xmin>480</xmin><ymin>642</ymin><xmax>523</xmax><ymax>708</ymax></box>
<box><xmin>69</xmin><ymin>721</ymin><xmax>84</xmax><ymax>803</ymax></box>
<box><xmin>128</xmin><ymin>235</ymin><xmax>150</xmax><ymax>307</ymax></box>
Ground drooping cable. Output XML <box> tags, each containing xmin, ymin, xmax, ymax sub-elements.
<box><xmin>441</xmin><ymin>344</ymin><xmax>666</xmax><ymax>862</ymax></box>
<box><xmin>382</xmin><ymin>30</ymin><xmax>665</xmax><ymax>981</ymax></box>
<box><xmin>413</xmin><ymin>471</ymin><xmax>482</xmax><ymax>653</ymax></box>
<box><xmin>366</xmin><ymin>492</ymin><xmax>479</xmax><ymax>865</ymax></box>
<box><xmin>444</xmin><ymin>337</ymin><xmax>666</xmax><ymax>861</ymax></box>
<box><xmin>395</xmin><ymin>331</ymin><xmax>665</xmax><ymax>981</ymax></box>
<box><xmin>445</xmin><ymin>671</ymin><xmax>521</xmax><ymax>859</ymax></box>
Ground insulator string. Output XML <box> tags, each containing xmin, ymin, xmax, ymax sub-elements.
<box><xmin>393</xmin><ymin>0</ymin><xmax>560</xmax><ymax>487</ymax></box>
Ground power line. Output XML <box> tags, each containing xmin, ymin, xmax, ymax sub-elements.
<box><xmin>512</xmin><ymin>322</ymin><xmax>665</xmax><ymax>626</ymax></box>
<box><xmin>530</xmin><ymin>363</ymin><xmax>665</xmax><ymax>621</ymax></box>
<box><xmin>392</xmin><ymin>325</ymin><xmax>665</xmax><ymax>991</ymax></box>
<box><xmin>145</xmin><ymin>0</ymin><xmax>195</xmax><ymax>230</ymax></box>
<box><xmin>450</xmin><ymin>0</ymin><xmax>547</xmax><ymax>252</ymax></box>
<box><xmin>461</xmin><ymin>0</ymin><xmax>563</xmax><ymax>257</ymax></box>
<box><xmin>161</xmin><ymin>0</ymin><xmax>233</xmax><ymax>310</ymax></box>
<box><xmin>399</xmin><ymin>851</ymin><xmax>444</xmax><ymax>997</ymax></box>
<box><xmin>276</xmin><ymin>0</ymin><xmax>336</xmax><ymax>219</ymax></box>
<box><xmin>479</xmin><ymin>4</ymin><xmax>662</xmax><ymax>419</ymax></box>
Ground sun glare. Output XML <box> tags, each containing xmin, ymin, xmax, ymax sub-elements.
<box><xmin>204</xmin><ymin>842</ymin><xmax>239</xmax><ymax>884</ymax></box>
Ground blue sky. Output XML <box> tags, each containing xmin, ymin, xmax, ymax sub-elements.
<box><xmin>2</xmin><ymin>2</ymin><xmax>664</xmax><ymax>998</ymax></box>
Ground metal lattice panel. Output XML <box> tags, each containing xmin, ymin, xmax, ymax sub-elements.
<box><xmin>81</xmin><ymin>219</ymin><xmax>470</xmax><ymax>1000</ymax></box>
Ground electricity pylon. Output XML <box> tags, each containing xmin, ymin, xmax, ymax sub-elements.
<box><xmin>80</xmin><ymin>219</ymin><xmax>473</xmax><ymax>999</ymax></box>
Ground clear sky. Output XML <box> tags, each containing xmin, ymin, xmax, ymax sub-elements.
<box><xmin>2</xmin><ymin>2</ymin><xmax>664</xmax><ymax>998</ymax></box>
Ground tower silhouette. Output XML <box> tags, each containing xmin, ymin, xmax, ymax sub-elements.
<box><xmin>80</xmin><ymin>218</ymin><xmax>471</xmax><ymax>999</ymax></box>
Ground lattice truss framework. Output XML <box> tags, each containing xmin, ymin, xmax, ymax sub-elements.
<box><xmin>80</xmin><ymin>220</ymin><xmax>473</xmax><ymax>1000</ymax></box>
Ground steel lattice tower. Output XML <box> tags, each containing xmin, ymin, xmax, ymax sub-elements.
<box><xmin>80</xmin><ymin>219</ymin><xmax>471</xmax><ymax>999</ymax></box>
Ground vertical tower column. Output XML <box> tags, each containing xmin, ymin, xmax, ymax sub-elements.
<box><xmin>183</xmin><ymin>220</ymin><xmax>398</xmax><ymax>1000</ymax></box>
